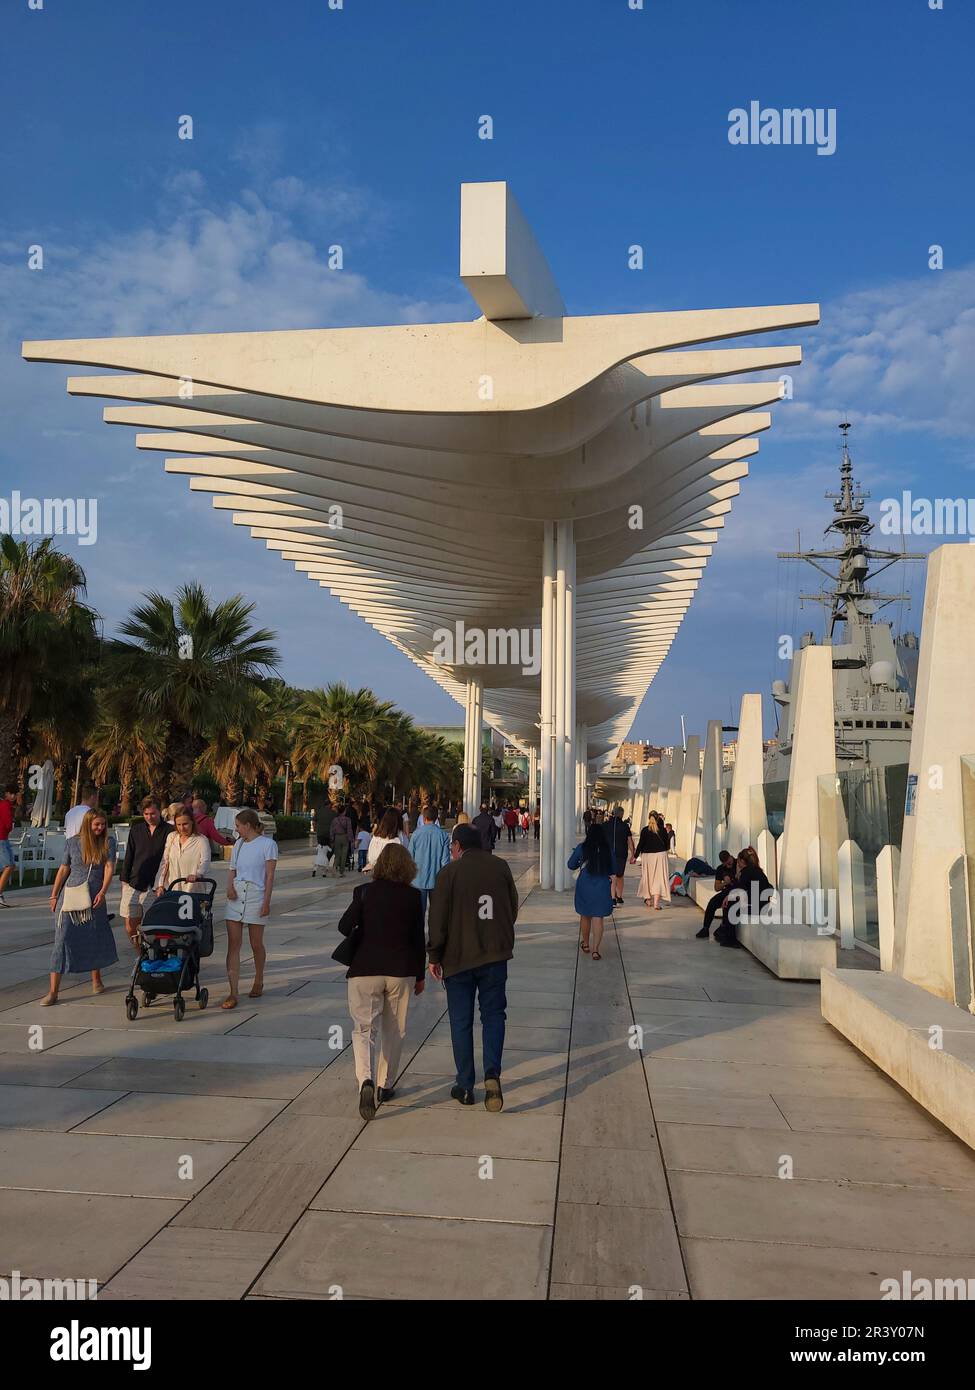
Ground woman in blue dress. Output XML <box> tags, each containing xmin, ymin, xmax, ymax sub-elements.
<box><xmin>43</xmin><ymin>809</ymin><xmax>118</xmax><ymax>1005</ymax></box>
<box><xmin>568</xmin><ymin>821</ymin><xmax>615</xmax><ymax>960</ymax></box>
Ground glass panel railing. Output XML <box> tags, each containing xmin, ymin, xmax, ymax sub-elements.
<box><xmin>818</xmin><ymin>764</ymin><xmax>909</xmax><ymax>951</ymax></box>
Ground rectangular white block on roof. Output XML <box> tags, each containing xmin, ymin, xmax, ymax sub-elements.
<box><xmin>460</xmin><ymin>181</ymin><xmax>566</xmax><ymax>321</ymax></box>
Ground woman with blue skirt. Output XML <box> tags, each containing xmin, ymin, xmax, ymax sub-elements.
<box><xmin>43</xmin><ymin>809</ymin><xmax>118</xmax><ymax>1005</ymax></box>
<box><xmin>568</xmin><ymin>821</ymin><xmax>615</xmax><ymax>960</ymax></box>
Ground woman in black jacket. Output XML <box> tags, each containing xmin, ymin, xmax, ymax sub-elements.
<box><xmin>714</xmin><ymin>846</ymin><xmax>773</xmax><ymax>948</ymax></box>
<box><xmin>338</xmin><ymin>841</ymin><xmax>426</xmax><ymax>1120</ymax></box>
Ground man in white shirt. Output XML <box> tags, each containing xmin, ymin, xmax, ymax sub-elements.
<box><xmin>64</xmin><ymin>783</ymin><xmax>100</xmax><ymax>838</ymax></box>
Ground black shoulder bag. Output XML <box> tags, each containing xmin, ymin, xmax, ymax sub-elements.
<box><xmin>332</xmin><ymin>884</ymin><xmax>367</xmax><ymax>966</ymax></box>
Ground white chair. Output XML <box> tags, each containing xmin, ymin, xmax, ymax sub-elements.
<box><xmin>14</xmin><ymin>828</ymin><xmax>44</xmax><ymax>885</ymax></box>
<box><xmin>34</xmin><ymin>831</ymin><xmax>66</xmax><ymax>885</ymax></box>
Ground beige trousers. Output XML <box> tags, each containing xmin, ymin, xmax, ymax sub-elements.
<box><xmin>347</xmin><ymin>975</ymin><xmax>413</xmax><ymax>1088</ymax></box>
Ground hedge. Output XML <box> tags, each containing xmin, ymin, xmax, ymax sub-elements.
<box><xmin>274</xmin><ymin>814</ymin><xmax>311</xmax><ymax>841</ymax></box>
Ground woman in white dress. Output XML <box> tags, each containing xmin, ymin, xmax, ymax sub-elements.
<box><xmin>633</xmin><ymin>811</ymin><xmax>671</xmax><ymax>910</ymax></box>
<box><xmin>155</xmin><ymin>808</ymin><xmax>212</xmax><ymax>895</ymax></box>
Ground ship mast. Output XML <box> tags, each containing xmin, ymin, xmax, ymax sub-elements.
<box><xmin>777</xmin><ymin>422</ymin><xmax>923</xmax><ymax>643</ymax></box>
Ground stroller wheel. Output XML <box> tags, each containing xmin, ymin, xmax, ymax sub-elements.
<box><xmin>198</xmin><ymin>987</ymin><xmax>209</xmax><ymax>1010</ymax></box>
<box><xmin>142</xmin><ymin>992</ymin><xmax>153</xmax><ymax>1008</ymax></box>
<box><xmin>125</xmin><ymin>997</ymin><xmax>138</xmax><ymax>1022</ymax></box>
<box><xmin>173</xmin><ymin>996</ymin><xmax>186</xmax><ymax>1023</ymax></box>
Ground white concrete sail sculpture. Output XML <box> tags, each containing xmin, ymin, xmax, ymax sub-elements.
<box><xmin>23</xmin><ymin>181</ymin><xmax>818</xmax><ymax>890</ymax></box>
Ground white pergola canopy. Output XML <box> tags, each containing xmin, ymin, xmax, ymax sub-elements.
<box><xmin>24</xmin><ymin>181</ymin><xmax>818</xmax><ymax>884</ymax></box>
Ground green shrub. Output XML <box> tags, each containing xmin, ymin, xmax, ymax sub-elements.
<box><xmin>274</xmin><ymin>814</ymin><xmax>311</xmax><ymax>841</ymax></box>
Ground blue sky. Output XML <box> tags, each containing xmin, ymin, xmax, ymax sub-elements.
<box><xmin>2</xmin><ymin>0</ymin><xmax>972</xmax><ymax>747</ymax></box>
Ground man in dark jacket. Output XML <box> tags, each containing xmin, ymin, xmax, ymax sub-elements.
<box><xmin>471</xmin><ymin>802</ymin><xmax>498</xmax><ymax>852</ymax></box>
<box><xmin>428</xmin><ymin>824</ymin><xmax>518</xmax><ymax>1110</ymax></box>
<box><xmin>119</xmin><ymin>798</ymin><xmax>172</xmax><ymax>947</ymax></box>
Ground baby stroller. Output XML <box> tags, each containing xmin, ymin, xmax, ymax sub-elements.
<box><xmin>124</xmin><ymin>877</ymin><xmax>216</xmax><ymax>1023</ymax></box>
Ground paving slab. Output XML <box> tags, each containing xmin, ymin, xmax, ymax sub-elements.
<box><xmin>239</xmin><ymin>1112</ymin><xmax>361</xmax><ymax>1166</ymax></box>
<box><xmin>557</xmin><ymin>1143</ymin><xmax>671</xmax><ymax>1209</ymax></box>
<box><xmin>550</xmin><ymin>1201</ymin><xmax>687</xmax><ymax>1291</ymax></box>
<box><xmin>0</xmin><ymin>1051</ymin><xmax>111</xmax><ymax>1088</ymax></box>
<box><xmin>0</xmin><ymin>1084</ymin><xmax>126</xmax><ymax>1131</ymax></box>
<box><xmin>0</xmin><ymin>1022</ymin><xmax>93</xmax><ymax>1052</ymax></box>
<box><xmin>643</xmin><ymin>1056</ymin><xmax>891</xmax><ymax>1100</ymax></box>
<box><xmin>682</xmin><ymin>1236</ymin><xmax>975</xmax><ymax>1301</ymax></box>
<box><xmin>550</xmin><ymin>1283</ymin><xmax>689</xmax><ymax>1300</ymax></box>
<box><xmin>172</xmin><ymin>1158</ymin><xmax>339</xmax><ymax>1234</ymax></box>
<box><xmin>0</xmin><ymin>1189</ymin><xmax>183</xmax><ymax>1284</ymax></box>
<box><xmin>355</xmin><ymin>1106</ymin><xmax>563</xmax><ymax>1160</ymax></box>
<box><xmin>74</xmin><ymin>1091</ymin><xmax>289</xmax><ymax>1142</ymax></box>
<box><xmin>772</xmin><ymin>1093</ymin><xmax>949</xmax><ymax>1140</ymax></box>
<box><xmin>659</xmin><ymin>1122</ymin><xmax>975</xmax><ymax>1189</ymax></box>
<box><xmin>0</xmin><ymin>1129</ymin><xmax>242</xmax><ymax>1198</ymax></box>
<box><xmin>311</xmin><ymin>1148</ymin><xmax>558</xmax><ymax>1224</ymax></box>
<box><xmin>64</xmin><ymin>1057</ymin><xmax>324</xmax><ymax>1100</ymax></box>
<box><xmin>99</xmin><ymin>1227</ymin><xmax>280</xmax><ymax>1300</ymax></box>
<box><xmin>671</xmin><ymin>1170</ymin><xmax>975</xmax><ymax>1255</ymax></box>
<box><xmin>649</xmin><ymin>1086</ymin><xmax>792</xmax><ymax>1130</ymax></box>
<box><xmin>253</xmin><ymin>1209</ymin><xmax>551</xmax><ymax>1300</ymax></box>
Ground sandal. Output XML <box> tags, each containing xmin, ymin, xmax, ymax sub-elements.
<box><xmin>220</xmin><ymin>996</ymin><xmax>238</xmax><ymax>1010</ymax></box>
<box><xmin>248</xmin><ymin>986</ymin><xmax>264</xmax><ymax>999</ymax></box>
<box><xmin>592</xmin><ymin>950</ymin><xmax>602</xmax><ymax>960</ymax></box>
<box><xmin>579</xmin><ymin>940</ymin><xmax>590</xmax><ymax>954</ymax></box>
<box><xmin>92</xmin><ymin>982</ymin><xmax>105</xmax><ymax>995</ymax></box>
<box><xmin>39</xmin><ymin>993</ymin><xmax>59</xmax><ymax>1007</ymax></box>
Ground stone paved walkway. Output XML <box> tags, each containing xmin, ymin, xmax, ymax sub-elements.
<box><xmin>2</xmin><ymin>840</ymin><xmax>975</xmax><ymax>1300</ymax></box>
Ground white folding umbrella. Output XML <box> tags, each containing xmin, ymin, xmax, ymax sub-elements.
<box><xmin>29</xmin><ymin>760</ymin><xmax>55</xmax><ymax>827</ymax></box>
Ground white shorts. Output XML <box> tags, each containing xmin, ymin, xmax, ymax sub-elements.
<box><xmin>119</xmin><ymin>882</ymin><xmax>153</xmax><ymax>919</ymax></box>
<box><xmin>226</xmin><ymin>880</ymin><xmax>268</xmax><ymax>927</ymax></box>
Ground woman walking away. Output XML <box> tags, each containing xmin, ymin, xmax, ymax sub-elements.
<box><xmin>568</xmin><ymin>820</ymin><xmax>615</xmax><ymax>960</ymax></box>
<box><xmin>338</xmin><ymin>842</ymin><xmax>426</xmax><ymax>1121</ymax></box>
<box><xmin>223</xmin><ymin>810</ymin><xmax>278</xmax><ymax>1009</ymax></box>
<box><xmin>44</xmin><ymin>810</ymin><xmax>118</xmax><ymax>1005</ymax></box>
<box><xmin>155</xmin><ymin>808</ymin><xmax>211</xmax><ymax>896</ymax></box>
<box><xmin>364</xmin><ymin>809</ymin><xmax>407</xmax><ymax>871</ymax></box>
<box><xmin>634</xmin><ymin>811</ymin><xmax>671</xmax><ymax>911</ymax></box>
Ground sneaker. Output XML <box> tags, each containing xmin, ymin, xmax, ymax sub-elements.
<box><xmin>450</xmin><ymin>1084</ymin><xmax>475</xmax><ymax>1106</ymax></box>
<box><xmin>376</xmin><ymin>1087</ymin><xmax>396</xmax><ymax>1103</ymax></box>
<box><xmin>484</xmin><ymin>1075</ymin><xmax>504</xmax><ymax>1113</ymax></box>
<box><xmin>358</xmin><ymin>1079</ymin><xmax>376</xmax><ymax>1121</ymax></box>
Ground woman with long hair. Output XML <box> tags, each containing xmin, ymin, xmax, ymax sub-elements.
<box><xmin>567</xmin><ymin>820</ymin><xmax>615</xmax><ymax>959</ymax></box>
<box><xmin>223</xmin><ymin>809</ymin><xmax>278</xmax><ymax>1009</ymax></box>
<box><xmin>364</xmin><ymin>808</ymin><xmax>407</xmax><ymax>870</ymax></box>
<box><xmin>156</xmin><ymin>807</ymin><xmax>211</xmax><ymax>896</ymax></box>
<box><xmin>338</xmin><ymin>842</ymin><xmax>426</xmax><ymax>1120</ymax></box>
<box><xmin>43</xmin><ymin>809</ymin><xmax>118</xmax><ymax>1005</ymax></box>
<box><xmin>633</xmin><ymin>810</ymin><xmax>671</xmax><ymax>911</ymax></box>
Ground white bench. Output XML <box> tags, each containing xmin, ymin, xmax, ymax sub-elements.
<box><xmin>686</xmin><ymin>874</ymin><xmax>837</xmax><ymax>980</ymax></box>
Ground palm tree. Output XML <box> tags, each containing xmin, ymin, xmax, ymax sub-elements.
<box><xmin>198</xmin><ymin>682</ymin><xmax>294</xmax><ymax>807</ymax></box>
<box><xmin>292</xmin><ymin>684</ymin><xmax>396</xmax><ymax>806</ymax></box>
<box><xmin>87</xmin><ymin>705</ymin><xmax>168</xmax><ymax>816</ymax></box>
<box><xmin>0</xmin><ymin>536</ymin><xmax>100</xmax><ymax>790</ymax></box>
<box><xmin>105</xmin><ymin>584</ymin><xmax>278</xmax><ymax>798</ymax></box>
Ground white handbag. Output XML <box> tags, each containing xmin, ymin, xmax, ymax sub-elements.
<box><xmin>61</xmin><ymin>882</ymin><xmax>93</xmax><ymax>923</ymax></box>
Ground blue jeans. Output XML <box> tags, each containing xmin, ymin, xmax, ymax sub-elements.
<box><xmin>444</xmin><ymin>959</ymin><xmax>507</xmax><ymax>1092</ymax></box>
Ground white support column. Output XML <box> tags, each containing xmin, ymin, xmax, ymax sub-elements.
<box><xmin>554</xmin><ymin>520</ymin><xmax>576</xmax><ymax>891</ymax></box>
<box><xmin>726</xmin><ymin>693</ymin><xmax>764</xmax><ymax>854</ymax></box>
<box><xmin>540</xmin><ymin>523</ymin><xmax>556</xmax><ymax>889</ymax></box>
<box><xmin>462</xmin><ymin>677</ymin><xmax>483</xmax><ymax>818</ymax></box>
<box><xmin>894</xmin><ymin>545</ymin><xmax>975</xmax><ymax>1000</ymax></box>
<box><xmin>666</xmin><ymin>747</ymin><xmax>685</xmax><ymax>846</ymax></box>
<box><xmin>656</xmin><ymin>753</ymin><xmax>672</xmax><ymax>823</ymax></box>
<box><xmin>876</xmin><ymin>844</ymin><xmax>899</xmax><ymax>973</ymax></box>
<box><xmin>528</xmin><ymin>746</ymin><xmax>538</xmax><ymax>808</ymax></box>
<box><xmin>676</xmin><ymin>734</ymin><xmax>701</xmax><ymax>859</ymax></box>
<box><xmin>837</xmin><ymin>839</ymin><xmax>865</xmax><ymax>951</ymax></box>
<box><xmin>575</xmin><ymin>723</ymin><xmax>588</xmax><ymax>833</ymax></box>
<box><xmin>693</xmin><ymin>720</ymin><xmax>723</xmax><ymax>864</ymax></box>
<box><xmin>778</xmin><ymin>646</ymin><xmax>835</xmax><ymax>895</ymax></box>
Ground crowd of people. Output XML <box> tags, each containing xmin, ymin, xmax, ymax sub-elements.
<box><xmin>22</xmin><ymin>774</ymin><xmax>769</xmax><ymax>1118</ymax></box>
<box><xmin>567</xmin><ymin>803</ymin><xmax>773</xmax><ymax>954</ymax></box>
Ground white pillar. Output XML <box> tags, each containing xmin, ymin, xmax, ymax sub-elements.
<box><xmin>778</xmin><ymin>646</ymin><xmax>835</xmax><ymax>892</ymax></box>
<box><xmin>757</xmin><ymin>828</ymin><xmax>778</xmax><ymax>887</ymax></box>
<box><xmin>540</xmin><ymin>523</ymin><xmax>556</xmax><ymax>889</ymax></box>
<box><xmin>837</xmin><ymin>838</ymin><xmax>865</xmax><ymax>951</ymax></box>
<box><xmin>693</xmin><ymin>720</ymin><xmax>723</xmax><ymax>865</ymax></box>
<box><xmin>894</xmin><ymin>545</ymin><xmax>975</xmax><ymax>1001</ymax></box>
<box><xmin>666</xmin><ymin>747</ymin><xmax>685</xmax><ymax>846</ymax></box>
<box><xmin>727</xmin><ymin>693</ymin><xmax>764</xmax><ymax>854</ymax></box>
<box><xmin>656</xmin><ymin>753</ymin><xmax>672</xmax><ymax>823</ymax></box>
<box><xmin>528</xmin><ymin>746</ymin><xmax>538</xmax><ymax>808</ymax></box>
<box><xmin>575</xmin><ymin>723</ymin><xmax>588</xmax><ymax>833</ymax></box>
<box><xmin>462</xmin><ymin>677</ymin><xmax>483</xmax><ymax>817</ymax></box>
<box><xmin>554</xmin><ymin>520</ymin><xmax>575</xmax><ymax>891</ymax></box>
<box><xmin>876</xmin><ymin>844</ymin><xmax>899</xmax><ymax>973</ymax></box>
<box><xmin>676</xmin><ymin>735</ymin><xmax>701</xmax><ymax>859</ymax></box>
